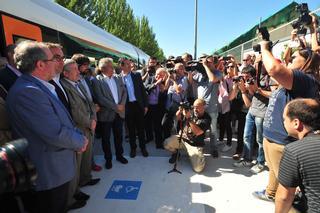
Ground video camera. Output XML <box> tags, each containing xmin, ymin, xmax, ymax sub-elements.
<box><xmin>291</xmin><ymin>3</ymin><xmax>312</xmax><ymax>35</ymax></box>
<box><xmin>252</xmin><ymin>27</ymin><xmax>273</xmax><ymax>52</ymax></box>
<box><xmin>0</xmin><ymin>139</ymin><xmax>37</xmax><ymax>195</ymax></box>
<box><xmin>165</xmin><ymin>56</ymin><xmax>184</xmax><ymax>73</ymax></box>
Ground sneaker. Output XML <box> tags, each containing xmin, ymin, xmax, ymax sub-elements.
<box><xmin>250</xmin><ymin>164</ymin><xmax>265</xmax><ymax>174</ymax></box>
<box><xmin>233</xmin><ymin>159</ymin><xmax>253</xmax><ymax>167</ymax></box>
<box><xmin>221</xmin><ymin>144</ymin><xmax>232</xmax><ymax>152</ymax></box>
<box><xmin>232</xmin><ymin>153</ymin><xmax>241</xmax><ymax>160</ymax></box>
<box><xmin>252</xmin><ymin>190</ymin><xmax>275</xmax><ymax>202</ymax></box>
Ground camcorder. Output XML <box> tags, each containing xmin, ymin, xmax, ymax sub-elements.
<box><xmin>291</xmin><ymin>3</ymin><xmax>312</xmax><ymax>35</ymax></box>
<box><xmin>0</xmin><ymin>139</ymin><xmax>37</xmax><ymax>195</ymax></box>
<box><xmin>165</xmin><ymin>56</ymin><xmax>184</xmax><ymax>73</ymax></box>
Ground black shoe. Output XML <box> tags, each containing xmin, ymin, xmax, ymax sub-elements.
<box><xmin>141</xmin><ymin>148</ymin><xmax>149</xmax><ymax>157</ymax></box>
<box><xmin>74</xmin><ymin>191</ymin><xmax>90</xmax><ymax>201</ymax></box>
<box><xmin>84</xmin><ymin>178</ymin><xmax>100</xmax><ymax>186</ymax></box>
<box><xmin>211</xmin><ymin>150</ymin><xmax>219</xmax><ymax>158</ymax></box>
<box><xmin>116</xmin><ymin>156</ymin><xmax>128</xmax><ymax>164</ymax></box>
<box><xmin>169</xmin><ymin>153</ymin><xmax>178</xmax><ymax>164</ymax></box>
<box><xmin>67</xmin><ymin>200</ymin><xmax>86</xmax><ymax>210</ymax></box>
<box><xmin>105</xmin><ymin>160</ymin><xmax>112</xmax><ymax>169</ymax></box>
<box><xmin>130</xmin><ymin>149</ymin><xmax>136</xmax><ymax>158</ymax></box>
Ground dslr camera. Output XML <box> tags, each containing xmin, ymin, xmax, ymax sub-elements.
<box><xmin>291</xmin><ymin>3</ymin><xmax>312</xmax><ymax>35</ymax></box>
<box><xmin>179</xmin><ymin>101</ymin><xmax>192</xmax><ymax>111</ymax></box>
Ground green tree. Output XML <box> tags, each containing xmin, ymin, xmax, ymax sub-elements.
<box><xmin>55</xmin><ymin>0</ymin><xmax>165</xmax><ymax>60</ymax></box>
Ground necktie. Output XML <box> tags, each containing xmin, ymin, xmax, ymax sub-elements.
<box><xmin>49</xmin><ymin>80</ymin><xmax>70</xmax><ymax>113</ymax></box>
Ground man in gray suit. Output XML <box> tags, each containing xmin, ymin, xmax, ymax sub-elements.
<box><xmin>92</xmin><ymin>58</ymin><xmax>128</xmax><ymax>169</ymax></box>
<box><xmin>6</xmin><ymin>41</ymin><xmax>88</xmax><ymax>213</ymax></box>
<box><xmin>61</xmin><ymin>59</ymin><xmax>99</xmax><ymax>209</ymax></box>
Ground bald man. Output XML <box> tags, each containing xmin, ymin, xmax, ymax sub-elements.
<box><xmin>164</xmin><ymin>98</ymin><xmax>211</xmax><ymax>173</ymax></box>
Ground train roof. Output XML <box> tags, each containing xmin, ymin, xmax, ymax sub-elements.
<box><xmin>0</xmin><ymin>0</ymin><xmax>149</xmax><ymax>62</ymax></box>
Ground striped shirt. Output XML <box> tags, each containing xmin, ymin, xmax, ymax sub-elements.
<box><xmin>278</xmin><ymin>133</ymin><xmax>320</xmax><ymax>212</ymax></box>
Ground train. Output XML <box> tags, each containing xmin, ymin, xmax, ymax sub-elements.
<box><xmin>0</xmin><ymin>0</ymin><xmax>149</xmax><ymax>66</ymax></box>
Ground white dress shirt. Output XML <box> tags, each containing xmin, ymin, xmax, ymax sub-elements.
<box><xmin>103</xmin><ymin>74</ymin><xmax>119</xmax><ymax>104</ymax></box>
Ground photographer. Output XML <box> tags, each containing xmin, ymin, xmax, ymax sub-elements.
<box><xmin>162</xmin><ymin>63</ymin><xmax>189</xmax><ymax>139</ymax></box>
<box><xmin>141</xmin><ymin>56</ymin><xmax>158</xmax><ymax>82</ymax></box>
<box><xmin>191</xmin><ymin>55</ymin><xmax>222</xmax><ymax>157</ymax></box>
<box><xmin>164</xmin><ymin>99</ymin><xmax>211</xmax><ymax>173</ymax></box>
<box><xmin>233</xmin><ymin>65</ymin><xmax>272</xmax><ymax>174</ymax></box>
<box><xmin>253</xmin><ymin>25</ymin><xmax>320</xmax><ymax>201</ymax></box>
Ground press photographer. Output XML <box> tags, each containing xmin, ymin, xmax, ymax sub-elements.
<box><xmin>164</xmin><ymin>99</ymin><xmax>211</xmax><ymax>173</ymax></box>
<box><xmin>191</xmin><ymin>55</ymin><xmax>222</xmax><ymax>157</ymax></box>
<box><xmin>141</xmin><ymin>56</ymin><xmax>158</xmax><ymax>81</ymax></box>
<box><xmin>252</xmin><ymin>12</ymin><xmax>320</xmax><ymax>201</ymax></box>
<box><xmin>162</xmin><ymin>63</ymin><xmax>189</xmax><ymax>139</ymax></box>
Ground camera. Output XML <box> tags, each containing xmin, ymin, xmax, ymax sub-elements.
<box><xmin>252</xmin><ymin>27</ymin><xmax>273</xmax><ymax>52</ymax></box>
<box><xmin>232</xmin><ymin>75</ymin><xmax>244</xmax><ymax>83</ymax></box>
<box><xmin>246</xmin><ymin>78</ymin><xmax>255</xmax><ymax>85</ymax></box>
<box><xmin>222</xmin><ymin>56</ymin><xmax>231</xmax><ymax>61</ymax></box>
<box><xmin>291</xmin><ymin>3</ymin><xmax>312</xmax><ymax>33</ymax></box>
<box><xmin>0</xmin><ymin>139</ymin><xmax>37</xmax><ymax>195</ymax></box>
<box><xmin>179</xmin><ymin>101</ymin><xmax>192</xmax><ymax>111</ymax></box>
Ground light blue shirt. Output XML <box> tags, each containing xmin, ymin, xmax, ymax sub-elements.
<box><xmin>122</xmin><ymin>72</ymin><xmax>136</xmax><ymax>102</ymax></box>
<box><xmin>33</xmin><ymin>76</ymin><xmax>58</xmax><ymax>98</ymax></box>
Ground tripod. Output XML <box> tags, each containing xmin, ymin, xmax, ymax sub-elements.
<box><xmin>168</xmin><ymin>114</ymin><xmax>185</xmax><ymax>174</ymax></box>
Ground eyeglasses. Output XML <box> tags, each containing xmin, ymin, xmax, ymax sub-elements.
<box><xmin>243</xmin><ymin>59</ymin><xmax>249</xmax><ymax>62</ymax></box>
<box><xmin>42</xmin><ymin>58</ymin><xmax>58</xmax><ymax>63</ymax></box>
<box><xmin>227</xmin><ymin>66</ymin><xmax>235</xmax><ymax>68</ymax></box>
<box><xmin>53</xmin><ymin>55</ymin><xmax>66</xmax><ymax>62</ymax></box>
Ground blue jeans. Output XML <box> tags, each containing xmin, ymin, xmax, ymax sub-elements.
<box><xmin>243</xmin><ymin>112</ymin><xmax>265</xmax><ymax>164</ymax></box>
<box><xmin>208</xmin><ymin>112</ymin><xmax>218</xmax><ymax>152</ymax></box>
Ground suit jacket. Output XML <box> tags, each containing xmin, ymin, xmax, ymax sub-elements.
<box><xmin>92</xmin><ymin>74</ymin><xmax>127</xmax><ymax>122</ymax></box>
<box><xmin>0</xmin><ymin>65</ymin><xmax>19</xmax><ymax>92</ymax></box>
<box><xmin>6</xmin><ymin>74</ymin><xmax>85</xmax><ymax>191</ymax></box>
<box><xmin>123</xmin><ymin>72</ymin><xmax>148</xmax><ymax>109</ymax></box>
<box><xmin>60</xmin><ymin>78</ymin><xmax>96</xmax><ymax>133</ymax></box>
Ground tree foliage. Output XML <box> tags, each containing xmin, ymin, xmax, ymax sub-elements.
<box><xmin>55</xmin><ymin>0</ymin><xmax>165</xmax><ymax>61</ymax></box>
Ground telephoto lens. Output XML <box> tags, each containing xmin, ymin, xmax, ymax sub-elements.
<box><xmin>0</xmin><ymin>139</ymin><xmax>37</xmax><ymax>195</ymax></box>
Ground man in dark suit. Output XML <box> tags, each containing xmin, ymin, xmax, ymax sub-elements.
<box><xmin>0</xmin><ymin>44</ymin><xmax>21</xmax><ymax>93</ymax></box>
<box><xmin>119</xmin><ymin>58</ymin><xmax>149</xmax><ymax>158</ymax></box>
<box><xmin>6</xmin><ymin>41</ymin><xmax>88</xmax><ymax>213</ymax></box>
<box><xmin>92</xmin><ymin>58</ymin><xmax>128</xmax><ymax>169</ymax></box>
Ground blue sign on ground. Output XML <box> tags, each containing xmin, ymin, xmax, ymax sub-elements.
<box><xmin>105</xmin><ymin>180</ymin><xmax>142</xmax><ymax>200</ymax></box>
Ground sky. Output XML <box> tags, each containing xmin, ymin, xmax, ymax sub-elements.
<box><xmin>126</xmin><ymin>0</ymin><xmax>320</xmax><ymax>58</ymax></box>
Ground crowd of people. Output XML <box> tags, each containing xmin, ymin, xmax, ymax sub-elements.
<box><xmin>0</xmin><ymin>14</ymin><xmax>319</xmax><ymax>213</ymax></box>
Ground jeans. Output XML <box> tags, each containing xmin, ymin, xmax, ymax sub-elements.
<box><xmin>208</xmin><ymin>112</ymin><xmax>218</xmax><ymax>152</ymax></box>
<box><xmin>243</xmin><ymin>112</ymin><xmax>265</xmax><ymax>164</ymax></box>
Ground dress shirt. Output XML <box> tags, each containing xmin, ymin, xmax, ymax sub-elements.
<box><xmin>122</xmin><ymin>72</ymin><xmax>136</xmax><ymax>102</ymax></box>
<box><xmin>64</xmin><ymin>79</ymin><xmax>86</xmax><ymax>99</ymax></box>
<box><xmin>52</xmin><ymin>75</ymin><xmax>68</xmax><ymax>101</ymax></box>
<box><xmin>33</xmin><ymin>76</ymin><xmax>58</xmax><ymax>98</ymax></box>
<box><xmin>102</xmin><ymin>74</ymin><xmax>119</xmax><ymax>104</ymax></box>
<box><xmin>79</xmin><ymin>76</ymin><xmax>93</xmax><ymax>102</ymax></box>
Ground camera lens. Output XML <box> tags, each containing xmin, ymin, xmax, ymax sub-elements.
<box><xmin>0</xmin><ymin>139</ymin><xmax>37</xmax><ymax>195</ymax></box>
